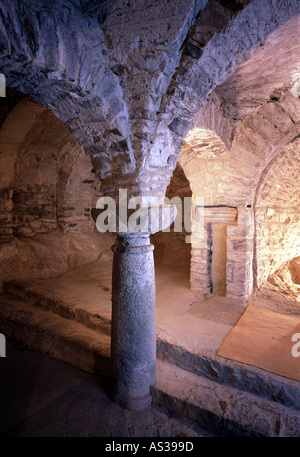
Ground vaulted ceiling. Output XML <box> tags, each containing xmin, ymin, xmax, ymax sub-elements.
<box><xmin>1</xmin><ymin>0</ymin><xmax>300</xmax><ymax>201</ymax></box>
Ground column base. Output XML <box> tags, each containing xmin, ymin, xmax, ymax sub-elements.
<box><xmin>110</xmin><ymin>391</ymin><xmax>153</xmax><ymax>410</ymax></box>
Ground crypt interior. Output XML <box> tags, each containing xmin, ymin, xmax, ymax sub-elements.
<box><xmin>0</xmin><ymin>0</ymin><xmax>300</xmax><ymax>437</ymax></box>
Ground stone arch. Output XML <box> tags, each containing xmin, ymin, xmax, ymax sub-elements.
<box><xmin>230</xmin><ymin>92</ymin><xmax>300</xmax><ymax>206</ymax></box>
<box><xmin>179</xmin><ymin>90</ymin><xmax>300</xmax><ymax>207</ymax></box>
<box><xmin>191</xmin><ymin>91</ymin><xmax>235</xmax><ymax>149</ymax></box>
<box><xmin>1</xmin><ymin>0</ymin><xmax>299</xmax><ymax>200</ymax></box>
<box><xmin>178</xmin><ymin>86</ymin><xmax>300</xmax><ymax>300</ymax></box>
<box><xmin>157</xmin><ymin>0</ymin><xmax>300</xmax><ymax>177</ymax></box>
<box><xmin>0</xmin><ymin>0</ymin><xmax>131</xmax><ymax>167</ymax></box>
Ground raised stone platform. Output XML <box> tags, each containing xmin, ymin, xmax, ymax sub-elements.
<box><xmin>0</xmin><ymin>254</ymin><xmax>300</xmax><ymax>437</ymax></box>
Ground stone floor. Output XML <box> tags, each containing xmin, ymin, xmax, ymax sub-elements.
<box><xmin>0</xmin><ymin>338</ymin><xmax>203</xmax><ymax>438</ymax></box>
<box><xmin>0</xmin><ymin>254</ymin><xmax>299</xmax><ymax>438</ymax></box>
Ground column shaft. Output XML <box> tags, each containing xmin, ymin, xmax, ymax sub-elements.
<box><xmin>110</xmin><ymin>234</ymin><xmax>156</xmax><ymax>409</ymax></box>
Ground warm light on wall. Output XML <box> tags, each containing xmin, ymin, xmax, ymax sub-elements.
<box><xmin>184</xmin><ymin>128</ymin><xmax>229</xmax><ymax>159</ymax></box>
<box><xmin>291</xmin><ymin>75</ymin><xmax>300</xmax><ymax>98</ymax></box>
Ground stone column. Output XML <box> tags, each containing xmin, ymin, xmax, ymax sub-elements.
<box><xmin>110</xmin><ymin>232</ymin><xmax>156</xmax><ymax>409</ymax></box>
<box><xmin>102</xmin><ymin>199</ymin><xmax>177</xmax><ymax>410</ymax></box>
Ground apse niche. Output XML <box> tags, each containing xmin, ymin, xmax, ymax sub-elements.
<box><xmin>254</xmin><ymin>138</ymin><xmax>300</xmax><ymax>302</ymax></box>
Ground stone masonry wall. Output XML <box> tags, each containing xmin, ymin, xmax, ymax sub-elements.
<box><xmin>226</xmin><ymin>207</ymin><xmax>254</xmax><ymax>299</ymax></box>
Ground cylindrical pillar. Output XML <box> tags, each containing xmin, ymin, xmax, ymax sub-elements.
<box><xmin>110</xmin><ymin>233</ymin><xmax>156</xmax><ymax>410</ymax></box>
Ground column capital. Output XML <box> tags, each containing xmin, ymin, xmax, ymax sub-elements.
<box><xmin>92</xmin><ymin>195</ymin><xmax>177</xmax><ymax>236</ymax></box>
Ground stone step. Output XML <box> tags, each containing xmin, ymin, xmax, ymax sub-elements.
<box><xmin>152</xmin><ymin>359</ymin><xmax>300</xmax><ymax>437</ymax></box>
<box><xmin>4</xmin><ymin>280</ymin><xmax>112</xmax><ymax>336</ymax></box>
<box><xmin>157</xmin><ymin>338</ymin><xmax>300</xmax><ymax>412</ymax></box>
<box><xmin>0</xmin><ymin>293</ymin><xmax>110</xmax><ymax>377</ymax></box>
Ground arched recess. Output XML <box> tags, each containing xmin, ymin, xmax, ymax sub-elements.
<box><xmin>0</xmin><ymin>93</ymin><xmax>115</xmax><ymax>287</ymax></box>
<box><xmin>8</xmin><ymin>100</ymin><xmax>100</xmax><ymax>238</ymax></box>
<box><xmin>0</xmin><ymin>96</ymin><xmax>91</xmax><ymax>240</ymax></box>
<box><xmin>0</xmin><ymin>97</ymin><xmax>47</xmax><ymax>241</ymax></box>
<box><xmin>253</xmin><ymin>137</ymin><xmax>300</xmax><ymax>299</ymax></box>
<box><xmin>150</xmin><ymin>164</ymin><xmax>192</xmax><ymax>274</ymax></box>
